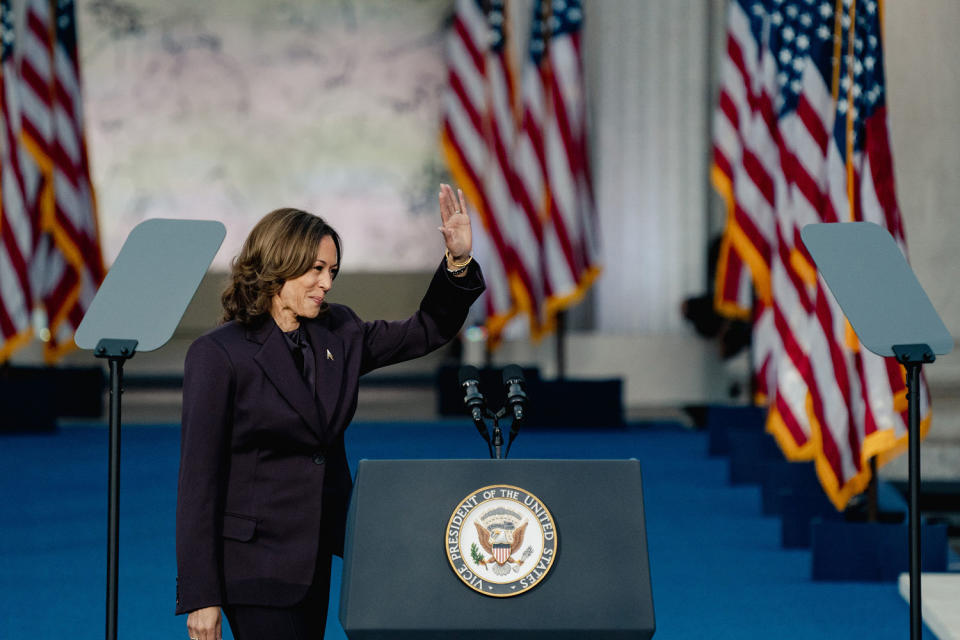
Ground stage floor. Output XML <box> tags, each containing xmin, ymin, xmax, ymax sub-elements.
<box><xmin>0</xmin><ymin>421</ymin><xmax>948</xmax><ymax>639</ymax></box>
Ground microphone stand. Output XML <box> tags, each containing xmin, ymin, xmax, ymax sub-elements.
<box><xmin>473</xmin><ymin>413</ymin><xmax>494</xmax><ymax>459</ymax></box>
<box><xmin>504</xmin><ymin>416</ymin><xmax>521</xmax><ymax>458</ymax></box>
<box><xmin>491</xmin><ymin>409</ymin><xmax>505</xmax><ymax>459</ymax></box>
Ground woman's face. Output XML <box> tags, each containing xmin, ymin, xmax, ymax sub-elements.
<box><xmin>270</xmin><ymin>235</ymin><xmax>339</xmax><ymax>330</ymax></box>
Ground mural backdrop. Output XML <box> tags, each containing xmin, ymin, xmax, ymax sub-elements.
<box><xmin>80</xmin><ymin>0</ymin><xmax>451</xmax><ymax>270</ymax></box>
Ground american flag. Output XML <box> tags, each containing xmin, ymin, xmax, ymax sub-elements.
<box><xmin>1</xmin><ymin>0</ymin><xmax>37</xmax><ymax>359</ymax></box>
<box><xmin>2</xmin><ymin>0</ymin><xmax>103</xmax><ymax>363</ymax></box>
<box><xmin>442</xmin><ymin>0</ymin><xmax>522</xmax><ymax>344</ymax></box>
<box><xmin>527</xmin><ymin>0</ymin><xmax>599</xmax><ymax>332</ymax></box>
<box><xmin>441</xmin><ymin>0</ymin><xmax>599</xmax><ymax>345</ymax></box>
<box><xmin>711</xmin><ymin>0</ymin><xmax>925</xmax><ymax>509</ymax></box>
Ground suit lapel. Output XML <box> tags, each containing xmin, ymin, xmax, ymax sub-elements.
<box><xmin>305</xmin><ymin>320</ymin><xmax>344</xmax><ymax>428</ymax></box>
<box><xmin>250</xmin><ymin>321</ymin><xmax>325</xmax><ymax>435</ymax></box>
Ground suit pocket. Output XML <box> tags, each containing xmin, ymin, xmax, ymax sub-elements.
<box><xmin>222</xmin><ymin>512</ymin><xmax>257</xmax><ymax>542</ymax></box>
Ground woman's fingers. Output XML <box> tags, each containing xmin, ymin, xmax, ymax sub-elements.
<box><xmin>439</xmin><ymin>183</ymin><xmax>456</xmax><ymax>224</ymax></box>
<box><xmin>187</xmin><ymin>606</ymin><xmax>221</xmax><ymax>640</ymax></box>
<box><xmin>439</xmin><ymin>183</ymin><xmax>459</xmax><ymax>236</ymax></box>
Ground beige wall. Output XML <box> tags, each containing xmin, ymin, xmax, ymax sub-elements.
<box><xmin>883</xmin><ymin>1</ymin><xmax>960</xmax><ymax>396</ymax></box>
<box><xmin>885</xmin><ymin>0</ymin><xmax>960</xmax><ymax>339</ymax></box>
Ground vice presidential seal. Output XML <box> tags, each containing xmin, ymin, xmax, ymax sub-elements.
<box><xmin>445</xmin><ymin>484</ymin><xmax>558</xmax><ymax>597</ymax></box>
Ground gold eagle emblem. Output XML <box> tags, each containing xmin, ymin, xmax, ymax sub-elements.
<box><xmin>474</xmin><ymin>520</ymin><xmax>527</xmax><ymax>566</ymax></box>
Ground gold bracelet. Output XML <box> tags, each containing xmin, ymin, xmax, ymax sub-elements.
<box><xmin>445</xmin><ymin>250</ymin><xmax>473</xmax><ymax>269</ymax></box>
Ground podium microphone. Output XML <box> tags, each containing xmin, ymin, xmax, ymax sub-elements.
<box><xmin>459</xmin><ymin>365</ymin><xmax>493</xmax><ymax>456</ymax></box>
<box><xmin>503</xmin><ymin>365</ymin><xmax>527</xmax><ymax>422</ymax></box>
<box><xmin>502</xmin><ymin>365</ymin><xmax>526</xmax><ymax>457</ymax></box>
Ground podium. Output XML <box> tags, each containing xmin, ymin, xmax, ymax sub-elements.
<box><xmin>339</xmin><ymin>459</ymin><xmax>655</xmax><ymax>639</ymax></box>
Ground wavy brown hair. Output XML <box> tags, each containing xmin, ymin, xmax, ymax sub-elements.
<box><xmin>220</xmin><ymin>208</ymin><xmax>342</xmax><ymax>326</ymax></box>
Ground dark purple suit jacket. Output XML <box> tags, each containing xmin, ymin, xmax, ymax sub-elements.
<box><xmin>175</xmin><ymin>261</ymin><xmax>483</xmax><ymax>614</ymax></box>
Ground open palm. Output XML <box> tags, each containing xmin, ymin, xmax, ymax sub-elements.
<box><xmin>438</xmin><ymin>183</ymin><xmax>472</xmax><ymax>260</ymax></box>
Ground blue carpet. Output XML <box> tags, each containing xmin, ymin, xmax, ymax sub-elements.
<box><xmin>0</xmin><ymin>421</ymin><xmax>935</xmax><ymax>639</ymax></box>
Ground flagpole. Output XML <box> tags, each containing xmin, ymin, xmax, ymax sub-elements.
<box><xmin>843</xmin><ymin>0</ymin><xmax>881</xmax><ymax>529</ymax></box>
<box><xmin>555</xmin><ymin>310</ymin><xmax>566</xmax><ymax>381</ymax></box>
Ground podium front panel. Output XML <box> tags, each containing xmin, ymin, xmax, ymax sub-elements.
<box><xmin>339</xmin><ymin>459</ymin><xmax>655</xmax><ymax>639</ymax></box>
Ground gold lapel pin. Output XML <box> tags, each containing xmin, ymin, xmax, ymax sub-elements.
<box><xmin>326</xmin><ymin>349</ymin><xmax>334</xmax><ymax>361</ymax></box>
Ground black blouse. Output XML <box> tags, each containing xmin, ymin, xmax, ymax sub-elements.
<box><xmin>281</xmin><ymin>324</ymin><xmax>316</xmax><ymax>392</ymax></box>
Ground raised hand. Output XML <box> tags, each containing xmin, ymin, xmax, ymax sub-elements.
<box><xmin>438</xmin><ymin>183</ymin><xmax>472</xmax><ymax>261</ymax></box>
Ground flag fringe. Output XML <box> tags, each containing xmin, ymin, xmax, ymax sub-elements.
<box><xmin>0</xmin><ymin>328</ymin><xmax>35</xmax><ymax>363</ymax></box>
<box><xmin>765</xmin><ymin>388</ymin><xmax>933</xmax><ymax>512</ymax></box>
<box><xmin>711</xmin><ymin>162</ymin><xmax>769</xmax><ymax>318</ymax></box>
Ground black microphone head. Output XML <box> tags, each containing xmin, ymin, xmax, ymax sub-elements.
<box><xmin>502</xmin><ymin>364</ymin><xmax>525</xmax><ymax>386</ymax></box>
<box><xmin>459</xmin><ymin>365</ymin><xmax>482</xmax><ymax>386</ymax></box>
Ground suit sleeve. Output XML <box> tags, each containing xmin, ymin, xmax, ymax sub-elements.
<box><xmin>175</xmin><ymin>335</ymin><xmax>235</xmax><ymax>614</ymax></box>
<box><xmin>358</xmin><ymin>259</ymin><xmax>484</xmax><ymax>375</ymax></box>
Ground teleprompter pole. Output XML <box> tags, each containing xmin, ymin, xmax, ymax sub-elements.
<box><xmin>892</xmin><ymin>343</ymin><xmax>934</xmax><ymax>640</ymax></box>
<box><xmin>908</xmin><ymin>360</ymin><xmax>921</xmax><ymax>640</ymax></box>
<box><xmin>96</xmin><ymin>338</ymin><xmax>137</xmax><ymax>640</ymax></box>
